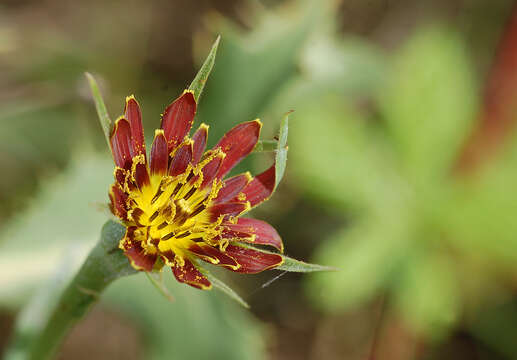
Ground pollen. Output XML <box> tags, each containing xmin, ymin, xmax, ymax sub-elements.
<box><xmin>118</xmin><ymin>153</ymin><xmax>225</xmax><ymax>266</ymax></box>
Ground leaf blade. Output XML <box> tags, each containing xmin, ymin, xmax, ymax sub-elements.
<box><xmin>85</xmin><ymin>72</ymin><xmax>112</xmax><ymax>148</ymax></box>
<box><xmin>145</xmin><ymin>272</ymin><xmax>175</xmax><ymax>303</ymax></box>
<box><xmin>189</xmin><ymin>36</ymin><xmax>221</xmax><ymax>102</ymax></box>
<box><xmin>198</xmin><ymin>265</ymin><xmax>249</xmax><ymax>308</ymax></box>
<box><xmin>235</xmin><ymin>243</ymin><xmax>333</xmax><ymax>273</ymax></box>
<box><xmin>274</xmin><ymin>111</ymin><xmax>290</xmax><ymax>190</ymax></box>
<box><xmin>277</xmin><ymin>254</ymin><xmax>336</xmax><ymax>273</ymax></box>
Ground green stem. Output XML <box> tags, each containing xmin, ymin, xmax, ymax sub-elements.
<box><xmin>4</xmin><ymin>221</ymin><xmax>136</xmax><ymax>360</ymax></box>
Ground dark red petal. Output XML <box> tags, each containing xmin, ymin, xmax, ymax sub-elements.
<box><xmin>169</xmin><ymin>141</ymin><xmax>193</xmax><ymax>177</ymax></box>
<box><xmin>213</xmin><ymin>173</ymin><xmax>251</xmax><ymax>204</ymax></box>
<box><xmin>171</xmin><ymin>258</ymin><xmax>211</xmax><ymax>290</ymax></box>
<box><xmin>160</xmin><ymin>249</ymin><xmax>176</xmax><ymax>264</ymax></box>
<box><xmin>208</xmin><ymin>202</ymin><xmax>249</xmax><ymax>222</ymax></box>
<box><xmin>109</xmin><ymin>184</ymin><xmax>128</xmax><ymax>220</ymax></box>
<box><xmin>133</xmin><ymin>161</ymin><xmax>150</xmax><ymax>189</ymax></box>
<box><xmin>200</xmin><ymin>152</ymin><xmax>225</xmax><ymax>188</ymax></box>
<box><xmin>214</xmin><ymin>120</ymin><xmax>261</xmax><ymax>178</ymax></box>
<box><xmin>188</xmin><ymin>243</ymin><xmax>239</xmax><ymax>269</ymax></box>
<box><xmin>110</xmin><ymin>117</ymin><xmax>132</xmax><ymax>170</ymax></box>
<box><xmin>150</xmin><ymin>130</ymin><xmax>168</xmax><ymax>175</ymax></box>
<box><xmin>161</xmin><ymin>91</ymin><xmax>196</xmax><ymax>153</ymax></box>
<box><xmin>238</xmin><ymin>165</ymin><xmax>275</xmax><ymax>207</ymax></box>
<box><xmin>222</xmin><ymin>218</ymin><xmax>283</xmax><ymax>251</ymax></box>
<box><xmin>114</xmin><ymin>167</ymin><xmax>127</xmax><ymax>189</ymax></box>
<box><xmin>121</xmin><ymin>231</ymin><xmax>157</xmax><ymax>272</ymax></box>
<box><xmin>224</xmin><ymin>244</ymin><xmax>283</xmax><ymax>273</ymax></box>
<box><xmin>191</xmin><ymin>123</ymin><xmax>209</xmax><ymax>165</ymax></box>
<box><xmin>124</xmin><ymin>95</ymin><xmax>146</xmax><ymax>157</ymax></box>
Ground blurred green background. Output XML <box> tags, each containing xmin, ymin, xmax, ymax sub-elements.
<box><xmin>2</xmin><ymin>0</ymin><xmax>517</xmax><ymax>359</ymax></box>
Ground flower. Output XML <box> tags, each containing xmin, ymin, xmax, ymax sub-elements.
<box><xmin>108</xmin><ymin>90</ymin><xmax>284</xmax><ymax>289</ymax></box>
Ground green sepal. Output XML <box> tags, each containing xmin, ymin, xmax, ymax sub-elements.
<box><xmin>274</xmin><ymin>111</ymin><xmax>290</xmax><ymax>190</ymax></box>
<box><xmin>194</xmin><ymin>260</ymin><xmax>249</xmax><ymax>308</ymax></box>
<box><xmin>235</xmin><ymin>242</ymin><xmax>334</xmax><ymax>273</ymax></box>
<box><xmin>204</xmin><ymin>271</ymin><xmax>250</xmax><ymax>309</ymax></box>
<box><xmin>276</xmin><ymin>255</ymin><xmax>337</xmax><ymax>273</ymax></box>
<box><xmin>85</xmin><ymin>72</ymin><xmax>112</xmax><ymax>148</ymax></box>
<box><xmin>145</xmin><ymin>272</ymin><xmax>175</xmax><ymax>303</ymax></box>
<box><xmin>189</xmin><ymin>36</ymin><xmax>221</xmax><ymax>102</ymax></box>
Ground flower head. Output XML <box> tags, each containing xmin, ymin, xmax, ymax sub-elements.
<box><xmin>109</xmin><ymin>90</ymin><xmax>284</xmax><ymax>289</ymax></box>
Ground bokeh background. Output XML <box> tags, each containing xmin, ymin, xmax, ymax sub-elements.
<box><xmin>2</xmin><ymin>0</ymin><xmax>517</xmax><ymax>359</ymax></box>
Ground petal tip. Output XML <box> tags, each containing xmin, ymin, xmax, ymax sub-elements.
<box><xmin>125</xmin><ymin>94</ymin><xmax>137</xmax><ymax>102</ymax></box>
<box><xmin>181</xmin><ymin>89</ymin><xmax>196</xmax><ymax>105</ymax></box>
<box><xmin>252</xmin><ymin>118</ymin><xmax>263</xmax><ymax>129</ymax></box>
<box><xmin>182</xmin><ymin>89</ymin><xmax>196</xmax><ymax>96</ymax></box>
<box><xmin>111</xmin><ymin>116</ymin><xmax>129</xmax><ymax>134</ymax></box>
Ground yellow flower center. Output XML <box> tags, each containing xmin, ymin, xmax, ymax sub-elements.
<box><xmin>124</xmin><ymin>152</ymin><xmax>225</xmax><ymax>265</ymax></box>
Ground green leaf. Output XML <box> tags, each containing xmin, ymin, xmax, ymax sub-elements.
<box><xmin>444</xmin><ymin>132</ymin><xmax>517</xmax><ymax>265</ymax></box>
<box><xmin>85</xmin><ymin>72</ymin><xmax>112</xmax><ymax>147</ymax></box>
<box><xmin>145</xmin><ymin>272</ymin><xmax>175</xmax><ymax>303</ymax></box>
<box><xmin>189</xmin><ymin>36</ymin><xmax>220</xmax><ymax>103</ymax></box>
<box><xmin>274</xmin><ymin>111</ymin><xmax>290</xmax><ymax>190</ymax></box>
<box><xmin>277</xmin><ymin>254</ymin><xmax>335</xmax><ymax>273</ymax></box>
<box><xmin>379</xmin><ymin>26</ymin><xmax>477</xmax><ymax>183</ymax></box>
<box><xmin>305</xmin><ymin>217</ymin><xmax>411</xmax><ymax>312</ymax></box>
<box><xmin>300</xmin><ymin>35</ymin><xmax>386</xmax><ymax>96</ymax></box>
<box><xmin>290</xmin><ymin>93</ymin><xmax>402</xmax><ymax>212</ymax></box>
<box><xmin>201</xmin><ymin>269</ymin><xmax>250</xmax><ymax>309</ymax></box>
<box><xmin>236</xmin><ymin>243</ymin><xmax>332</xmax><ymax>273</ymax></box>
<box><xmin>394</xmin><ymin>251</ymin><xmax>460</xmax><ymax>339</ymax></box>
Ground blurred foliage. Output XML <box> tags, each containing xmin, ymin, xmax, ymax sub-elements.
<box><xmin>0</xmin><ymin>152</ymin><xmax>265</xmax><ymax>359</ymax></box>
<box><xmin>2</xmin><ymin>0</ymin><xmax>517</xmax><ymax>358</ymax></box>
<box><xmin>286</xmin><ymin>23</ymin><xmax>517</xmax><ymax>342</ymax></box>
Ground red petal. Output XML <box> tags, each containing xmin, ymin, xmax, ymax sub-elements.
<box><xmin>150</xmin><ymin>130</ymin><xmax>168</xmax><ymax>175</ymax></box>
<box><xmin>188</xmin><ymin>243</ymin><xmax>239</xmax><ymax>269</ymax></box>
<box><xmin>172</xmin><ymin>258</ymin><xmax>211</xmax><ymax>290</ymax></box>
<box><xmin>214</xmin><ymin>120</ymin><xmax>261</xmax><ymax>179</ymax></box>
<box><xmin>200</xmin><ymin>152</ymin><xmax>225</xmax><ymax>188</ymax></box>
<box><xmin>191</xmin><ymin>123</ymin><xmax>209</xmax><ymax>165</ymax></box>
<box><xmin>169</xmin><ymin>141</ymin><xmax>193</xmax><ymax>177</ymax></box>
<box><xmin>238</xmin><ymin>165</ymin><xmax>275</xmax><ymax>207</ymax></box>
<box><xmin>161</xmin><ymin>91</ymin><xmax>196</xmax><ymax>153</ymax></box>
<box><xmin>124</xmin><ymin>95</ymin><xmax>146</xmax><ymax>157</ymax></box>
<box><xmin>114</xmin><ymin>167</ymin><xmax>127</xmax><ymax>189</ymax></box>
<box><xmin>208</xmin><ymin>202</ymin><xmax>249</xmax><ymax>222</ymax></box>
<box><xmin>133</xmin><ymin>161</ymin><xmax>150</xmax><ymax>189</ymax></box>
<box><xmin>213</xmin><ymin>173</ymin><xmax>251</xmax><ymax>204</ymax></box>
<box><xmin>222</xmin><ymin>218</ymin><xmax>283</xmax><ymax>251</ymax></box>
<box><xmin>110</xmin><ymin>117</ymin><xmax>132</xmax><ymax>170</ymax></box>
<box><xmin>121</xmin><ymin>230</ymin><xmax>157</xmax><ymax>272</ymax></box>
<box><xmin>109</xmin><ymin>184</ymin><xmax>128</xmax><ymax>220</ymax></box>
<box><xmin>224</xmin><ymin>244</ymin><xmax>283</xmax><ymax>273</ymax></box>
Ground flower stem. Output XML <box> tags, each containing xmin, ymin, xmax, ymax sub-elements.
<box><xmin>4</xmin><ymin>221</ymin><xmax>136</xmax><ymax>360</ymax></box>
